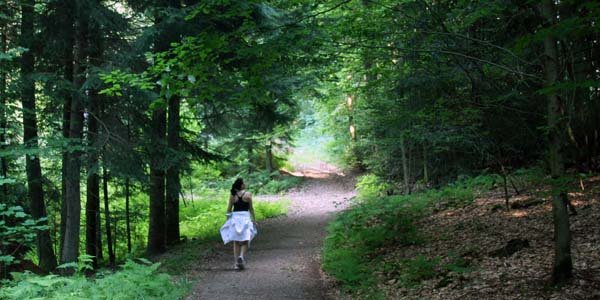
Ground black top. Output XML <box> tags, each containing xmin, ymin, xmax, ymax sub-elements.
<box><xmin>232</xmin><ymin>192</ymin><xmax>250</xmax><ymax>212</ymax></box>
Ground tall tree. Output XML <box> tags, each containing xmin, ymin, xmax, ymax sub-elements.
<box><xmin>147</xmin><ymin>104</ymin><xmax>166</xmax><ymax>254</ymax></box>
<box><xmin>20</xmin><ymin>0</ymin><xmax>57</xmax><ymax>273</ymax></box>
<box><xmin>165</xmin><ymin>95</ymin><xmax>181</xmax><ymax>245</ymax></box>
<box><xmin>102</xmin><ymin>164</ymin><xmax>115</xmax><ymax>266</ymax></box>
<box><xmin>58</xmin><ymin>1</ymin><xmax>75</xmax><ymax>257</ymax></box>
<box><xmin>0</xmin><ymin>6</ymin><xmax>8</xmax><ymax>197</ymax></box>
<box><xmin>540</xmin><ymin>0</ymin><xmax>573</xmax><ymax>284</ymax></box>
<box><xmin>61</xmin><ymin>0</ymin><xmax>89</xmax><ymax>271</ymax></box>
<box><xmin>85</xmin><ymin>91</ymin><xmax>101</xmax><ymax>268</ymax></box>
<box><xmin>84</xmin><ymin>0</ymin><xmax>107</xmax><ymax>268</ymax></box>
<box><xmin>147</xmin><ymin>0</ymin><xmax>182</xmax><ymax>254</ymax></box>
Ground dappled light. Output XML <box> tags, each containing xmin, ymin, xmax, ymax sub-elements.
<box><xmin>1</xmin><ymin>0</ymin><xmax>599</xmax><ymax>299</ymax></box>
<box><xmin>510</xmin><ymin>210</ymin><xmax>529</xmax><ymax>218</ymax></box>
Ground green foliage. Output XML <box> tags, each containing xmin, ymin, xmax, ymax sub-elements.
<box><xmin>323</xmin><ymin>193</ymin><xmax>424</xmax><ymax>290</ymax></box>
<box><xmin>323</xmin><ymin>173</ymin><xmax>483</xmax><ymax>294</ymax></box>
<box><xmin>0</xmin><ymin>260</ymin><xmax>184</xmax><ymax>300</ymax></box>
<box><xmin>56</xmin><ymin>254</ymin><xmax>95</xmax><ymax>274</ymax></box>
<box><xmin>512</xmin><ymin>167</ymin><xmax>547</xmax><ymax>188</ymax></box>
<box><xmin>160</xmin><ymin>196</ymin><xmax>288</xmax><ymax>276</ymax></box>
<box><xmin>443</xmin><ymin>252</ymin><xmax>472</xmax><ymax>275</ymax></box>
<box><xmin>99</xmin><ymin>70</ymin><xmax>154</xmax><ymax>97</ymax></box>
<box><xmin>0</xmin><ymin>204</ymin><xmax>48</xmax><ymax>266</ymax></box>
<box><xmin>179</xmin><ymin>197</ymin><xmax>288</xmax><ymax>240</ymax></box>
<box><xmin>311</xmin><ymin>0</ymin><xmax>600</xmax><ymax>191</ymax></box>
<box><xmin>355</xmin><ymin>174</ymin><xmax>392</xmax><ymax>200</ymax></box>
<box><xmin>395</xmin><ymin>256</ymin><xmax>439</xmax><ymax>287</ymax></box>
<box><xmin>253</xmin><ymin>174</ymin><xmax>303</xmax><ymax>195</ymax></box>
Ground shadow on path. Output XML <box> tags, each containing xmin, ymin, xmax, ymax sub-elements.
<box><xmin>186</xmin><ymin>166</ymin><xmax>355</xmax><ymax>300</ymax></box>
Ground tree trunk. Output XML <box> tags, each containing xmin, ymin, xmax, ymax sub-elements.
<box><xmin>84</xmin><ymin>0</ymin><xmax>105</xmax><ymax>267</ymax></box>
<box><xmin>166</xmin><ymin>95</ymin><xmax>181</xmax><ymax>245</ymax></box>
<box><xmin>125</xmin><ymin>178</ymin><xmax>132</xmax><ymax>253</ymax></box>
<box><xmin>103</xmin><ymin>165</ymin><xmax>115</xmax><ymax>266</ymax></box>
<box><xmin>85</xmin><ymin>94</ymin><xmax>101</xmax><ymax>268</ymax></box>
<box><xmin>61</xmin><ymin>2</ymin><xmax>88</xmax><ymax>272</ymax></box>
<box><xmin>501</xmin><ymin>165</ymin><xmax>510</xmax><ymax>209</ymax></box>
<box><xmin>0</xmin><ymin>25</ymin><xmax>8</xmax><ymax>197</ymax></box>
<box><xmin>148</xmin><ymin>106</ymin><xmax>167</xmax><ymax>254</ymax></box>
<box><xmin>96</xmin><ymin>204</ymin><xmax>103</xmax><ymax>261</ymax></box>
<box><xmin>422</xmin><ymin>143</ymin><xmax>428</xmax><ymax>184</ymax></box>
<box><xmin>265</xmin><ymin>139</ymin><xmax>274</xmax><ymax>175</ymax></box>
<box><xmin>247</xmin><ymin>144</ymin><xmax>253</xmax><ymax>174</ymax></box>
<box><xmin>59</xmin><ymin>0</ymin><xmax>75</xmax><ymax>258</ymax></box>
<box><xmin>20</xmin><ymin>0</ymin><xmax>57</xmax><ymax>273</ymax></box>
<box><xmin>112</xmin><ymin>215</ymin><xmax>117</xmax><ymax>262</ymax></box>
<box><xmin>147</xmin><ymin>0</ymin><xmax>180</xmax><ymax>255</ymax></box>
<box><xmin>400</xmin><ymin>133</ymin><xmax>410</xmax><ymax>195</ymax></box>
<box><xmin>125</xmin><ymin>117</ymin><xmax>132</xmax><ymax>253</ymax></box>
<box><xmin>348</xmin><ymin>95</ymin><xmax>356</xmax><ymax>142</ymax></box>
<box><xmin>540</xmin><ymin>0</ymin><xmax>573</xmax><ymax>285</ymax></box>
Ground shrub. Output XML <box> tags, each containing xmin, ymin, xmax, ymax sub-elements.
<box><xmin>0</xmin><ymin>204</ymin><xmax>48</xmax><ymax>270</ymax></box>
<box><xmin>322</xmin><ymin>194</ymin><xmax>423</xmax><ymax>291</ymax></box>
<box><xmin>179</xmin><ymin>198</ymin><xmax>288</xmax><ymax>240</ymax></box>
<box><xmin>396</xmin><ymin>256</ymin><xmax>439</xmax><ymax>287</ymax></box>
<box><xmin>0</xmin><ymin>260</ymin><xmax>184</xmax><ymax>300</ymax></box>
<box><xmin>323</xmin><ymin>173</ymin><xmax>479</xmax><ymax>295</ymax></box>
<box><xmin>355</xmin><ymin>174</ymin><xmax>392</xmax><ymax>200</ymax></box>
<box><xmin>255</xmin><ymin>176</ymin><xmax>303</xmax><ymax>195</ymax></box>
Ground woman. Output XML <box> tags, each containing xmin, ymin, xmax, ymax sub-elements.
<box><xmin>220</xmin><ymin>178</ymin><xmax>257</xmax><ymax>270</ymax></box>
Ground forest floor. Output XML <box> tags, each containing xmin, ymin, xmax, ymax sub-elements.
<box><xmin>378</xmin><ymin>176</ymin><xmax>600</xmax><ymax>300</ymax></box>
<box><xmin>185</xmin><ymin>162</ymin><xmax>356</xmax><ymax>300</ymax></box>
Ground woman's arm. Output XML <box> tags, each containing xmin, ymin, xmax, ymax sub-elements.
<box><xmin>226</xmin><ymin>195</ymin><xmax>233</xmax><ymax>213</ymax></box>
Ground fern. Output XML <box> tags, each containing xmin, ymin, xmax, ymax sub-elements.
<box><xmin>0</xmin><ymin>260</ymin><xmax>184</xmax><ymax>300</ymax></box>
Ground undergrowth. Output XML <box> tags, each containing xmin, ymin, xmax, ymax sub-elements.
<box><xmin>323</xmin><ymin>170</ymin><xmax>546</xmax><ymax>297</ymax></box>
<box><xmin>179</xmin><ymin>198</ymin><xmax>289</xmax><ymax>240</ymax></box>
<box><xmin>0</xmin><ymin>259</ymin><xmax>184</xmax><ymax>300</ymax></box>
<box><xmin>1</xmin><ymin>196</ymin><xmax>288</xmax><ymax>298</ymax></box>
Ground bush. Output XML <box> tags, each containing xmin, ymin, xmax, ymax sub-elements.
<box><xmin>396</xmin><ymin>256</ymin><xmax>439</xmax><ymax>287</ymax></box>
<box><xmin>179</xmin><ymin>198</ymin><xmax>288</xmax><ymax>240</ymax></box>
<box><xmin>0</xmin><ymin>204</ymin><xmax>48</xmax><ymax>270</ymax></box>
<box><xmin>323</xmin><ymin>173</ymin><xmax>479</xmax><ymax>295</ymax></box>
<box><xmin>254</xmin><ymin>176</ymin><xmax>303</xmax><ymax>195</ymax></box>
<box><xmin>322</xmin><ymin>194</ymin><xmax>424</xmax><ymax>291</ymax></box>
<box><xmin>0</xmin><ymin>260</ymin><xmax>184</xmax><ymax>300</ymax></box>
<box><xmin>512</xmin><ymin>167</ymin><xmax>547</xmax><ymax>188</ymax></box>
<box><xmin>355</xmin><ymin>174</ymin><xmax>392</xmax><ymax>200</ymax></box>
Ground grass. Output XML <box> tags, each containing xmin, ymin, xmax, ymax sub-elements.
<box><xmin>0</xmin><ymin>260</ymin><xmax>186</xmax><ymax>300</ymax></box>
<box><xmin>160</xmin><ymin>196</ymin><xmax>289</xmax><ymax>276</ymax></box>
<box><xmin>323</xmin><ymin>168</ymin><xmax>555</xmax><ymax>296</ymax></box>
<box><xmin>254</xmin><ymin>176</ymin><xmax>304</xmax><ymax>195</ymax></box>
<box><xmin>326</xmin><ymin>164</ymin><xmax>600</xmax><ymax>297</ymax></box>
<box><xmin>322</xmin><ymin>172</ymin><xmax>505</xmax><ymax>296</ymax></box>
<box><xmin>179</xmin><ymin>196</ymin><xmax>289</xmax><ymax>240</ymax></box>
<box><xmin>1</xmin><ymin>190</ymin><xmax>289</xmax><ymax>299</ymax></box>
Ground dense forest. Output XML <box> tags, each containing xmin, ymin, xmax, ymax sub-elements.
<box><xmin>0</xmin><ymin>0</ymin><xmax>599</xmax><ymax>299</ymax></box>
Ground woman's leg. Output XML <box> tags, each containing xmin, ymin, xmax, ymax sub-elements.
<box><xmin>240</xmin><ymin>241</ymin><xmax>248</xmax><ymax>258</ymax></box>
<box><xmin>233</xmin><ymin>241</ymin><xmax>240</xmax><ymax>259</ymax></box>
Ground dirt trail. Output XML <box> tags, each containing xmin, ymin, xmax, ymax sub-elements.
<box><xmin>187</xmin><ymin>165</ymin><xmax>355</xmax><ymax>300</ymax></box>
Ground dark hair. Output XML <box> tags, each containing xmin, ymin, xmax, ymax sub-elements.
<box><xmin>230</xmin><ymin>178</ymin><xmax>244</xmax><ymax>196</ymax></box>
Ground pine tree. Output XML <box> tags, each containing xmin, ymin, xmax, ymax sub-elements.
<box><xmin>20</xmin><ymin>0</ymin><xmax>57</xmax><ymax>273</ymax></box>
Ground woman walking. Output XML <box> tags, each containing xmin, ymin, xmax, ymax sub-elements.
<box><xmin>220</xmin><ymin>178</ymin><xmax>257</xmax><ymax>270</ymax></box>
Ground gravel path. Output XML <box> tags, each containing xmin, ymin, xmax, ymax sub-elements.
<box><xmin>187</xmin><ymin>166</ymin><xmax>355</xmax><ymax>300</ymax></box>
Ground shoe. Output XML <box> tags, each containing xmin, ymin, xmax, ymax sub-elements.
<box><xmin>236</xmin><ymin>256</ymin><xmax>245</xmax><ymax>270</ymax></box>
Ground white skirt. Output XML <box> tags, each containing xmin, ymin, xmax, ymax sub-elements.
<box><xmin>220</xmin><ymin>211</ymin><xmax>257</xmax><ymax>244</ymax></box>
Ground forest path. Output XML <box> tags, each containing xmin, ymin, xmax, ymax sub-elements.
<box><xmin>186</xmin><ymin>163</ymin><xmax>356</xmax><ymax>300</ymax></box>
